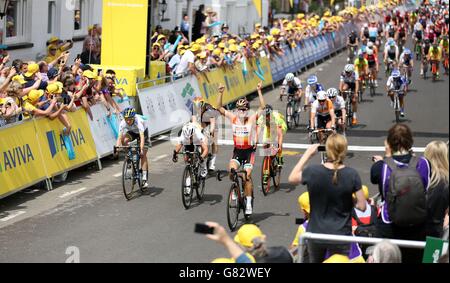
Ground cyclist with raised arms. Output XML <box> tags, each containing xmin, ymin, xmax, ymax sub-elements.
<box><xmin>216</xmin><ymin>82</ymin><xmax>265</xmax><ymax>216</ymax></box>
<box><xmin>115</xmin><ymin>108</ymin><xmax>151</xmax><ymax>188</ymax></box>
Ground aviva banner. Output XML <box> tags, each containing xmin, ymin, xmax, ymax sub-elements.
<box><xmin>34</xmin><ymin>110</ymin><xmax>97</xmax><ymax>177</ymax></box>
<box><xmin>196</xmin><ymin>57</ymin><xmax>273</xmax><ymax>108</ymax></box>
<box><xmin>0</xmin><ymin>122</ymin><xmax>47</xmax><ymax>197</ymax></box>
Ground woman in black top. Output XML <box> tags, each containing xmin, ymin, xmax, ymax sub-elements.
<box><xmin>289</xmin><ymin>134</ymin><xmax>366</xmax><ymax>263</ymax></box>
<box><xmin>424</xmin><ymin>141</ymin><xmax>449</xmax><ymax>238</ymax></box>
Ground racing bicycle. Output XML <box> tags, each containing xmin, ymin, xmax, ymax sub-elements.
<box><xmin>178</xmin><ymin>147</ymin><xmax>206</xmax><ymax>209</ymax></box>
<box><xmin>281</xmin><ymin>94</ymin><xmax>301</xmax><ymax>130</ymax></box>
<box><xmin>309</xmin><ymin>128</ymin><xmax>335</xmax><ymax>164</ymax></box>
<box><xmin>260</xmin><ymin>146</ymin><xmax>281</xmax><ymax>196</ymax></box>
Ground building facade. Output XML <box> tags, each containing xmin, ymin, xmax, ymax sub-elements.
<box><xmin>1</xmin><ymin>0</ymin><xmax>102</xmax><ymax>62</ymax></box>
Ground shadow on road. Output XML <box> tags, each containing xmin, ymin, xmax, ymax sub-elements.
<box><xmin>249</xmin><ymin>211</ymin><xmax>291</xmax><ymax>225</ymax></box>
<box><xmin>277</xmin><ymin>183</ymin><xmax>297</xmax><ymax>193</ymax></box>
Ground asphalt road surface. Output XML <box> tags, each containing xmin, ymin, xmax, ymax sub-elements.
<box><xmin>0</xmin><ymin>40</ymin><xmax>448</xmax><ymax>263</ymax></box>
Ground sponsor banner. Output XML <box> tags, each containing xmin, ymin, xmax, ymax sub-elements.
<box><xmin>88</xmin><ymin>99</ymin><xmax>131</xmax><ymax>157</ymax></box>
<box><xmin>138</xmin><ymin>75</ymin><xmax>203</xmax><ymax>136</ymax></box>
<box><xmin>35</xmin><ymin>109</ymin><xmax>98</xmax><ymax>177</ymax></box>
<box><xmin>0</xmin><ymin>121</ymin><xmax>47</xmax><ymax>197</ymax></box>
<box><xmin>197</xmin><ymin>57</ymin><xmax>273</xmax><ymax>107</ymax></box>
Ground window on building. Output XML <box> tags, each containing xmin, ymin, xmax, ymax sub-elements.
<box><xmin>48</xmin><ymin>1</ymin><xmax>56</xmax><ymax>34</ymax></box>
<box><xmin>74</xmin><ymin>0</ymin><xmax>82</xmax><ymax>30</ymax></box>
<box><xmin>73</xmin><ymin>0</ymin><xmax>93</xmax><ymax>36</ymax></box>
<box><xmin>2</xmin><ymin>0</ymin><xmax>30</xmax><ymax>44</ymax></box>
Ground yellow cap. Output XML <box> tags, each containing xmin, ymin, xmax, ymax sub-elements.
<box><xmin>297</xmin><ymin>13</ymin><xmax>305</xmax><ymax>19</ymax></box>
<box><xmin>239</xmin><ymin>42</ymin><xmax>247</xmax><ymax>47</ymax></box>
<box><xmin>323</xmin><ymin>254</ymin><xmax>351</xmax><ymax>263</ymax></box>
<box><xmin>213</xmin><ymin>48</ymin><xmax>222</xmax><ymax>56</ymax></box>
<box><xmin>157</xmin><ymin>34</ymin><xmax>166</xmax><ymax>41</ymax></box>
<box><xmin>282</xmin><ymin>19</ymin><xmax>289</xmax><ymax>24</ymax></box>
<box><xmin>46</xmin><ymin>82</ymin><xmax>63</xmax><ymax>94</ymax></box>
<box><xmin>211</xmin><ymin>258</ymin><xmax>235</xmax><ymax>263</ymax></box>
<box><xmin>83</xmin><ymin>70</ymin><xmax>96</xmax><ymax>79</ymax></box>
<box><xmin>223</xmin><ymin>48</ymin><xmax>230</xmax><ymax>53</ymax></box>
<box><xmin>196</xmin><ymin>36</ymin><xmax>206</xmax><ymax>44</ymax></box>
<box><xmin>190</xmin><ymin>44</ymin><xmax>201</xmax><ymax>52</ymax></box>
<box><xmin>234</xmin><ymin>224</ymin><xmax>263</xmax><ymax>248</ymax></box>
<box><xmin>206</xmin><ymin>44</ymin><xmax>215</xmax><ymax>51</ymax></box>
<box><xmin>0</xmin><ymin>98</ymin><xmax>5</xmax><ymax>105</ymax></box>
<box><xmin>353</xmin><ymin>185</ymin><xmax>369</xmax><ymax>200</ymax></box>
<box><xmin>270</xmin><ymin>28</ymin><xmax>280</xmax><ymax>36</ymax></box>
<box><xmin>228</xmin><ymin>39</ymin><xmax>236</xmax><ymax>45</ymax></box>
<box><xmin>252</xmin><ymin>43</ymin><xmax>260</xmax><ymax>49</ymax></box>
<box><xmin>27</xmin><ymin>90</ymin><xmax>45</xmax><ymax>103</ymax></box>
<box><xmin>24</xmin><ymin>63</ymin><xmax>39</xmax><ymax>78</ymax></box>
<box><xmin>298</xmin><ymin>192</ymin><xmax>310</xmax><ymax>214</ymax></box>
<box><xmin>324</xmin><ymin>11</ymin><xmax>331</xmax><ymax>17</ymax></box>
<box><xmin>255</xmin><ymin>23</ymin><xmax>262</xmax><ymax>28</ymax></box>
<box><xmin>12</xmin><ymin>75</ymin><xmax>26</xmax><ymax>85</ymax></box>
<box><xmin>229</xmin><ymin>44</ymin><xmax>238</xmax><ymax>52</ymax></box>
<box><xmin>266</xmin><ymin>35</ymin><xmax>274</xmax><ymax>42</ymax></box>
<box><xmin>218</xmin><ymin>42</ymin><xmax>226</xmax><ymax>49</ymax></box>
<box><xmin>197</xmin><ymin>52</ymin><xmax>207</xmax><ymax>59</ymax></box>
<box><xmin>48</xmin><ymin>36</ymin><xmax>60</xmax><ymax>44</ymax></box>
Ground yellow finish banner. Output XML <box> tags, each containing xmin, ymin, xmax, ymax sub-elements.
<box><xmin>0</xmin><ymin>122</ymin><xmax>47</xmax><ymax>197</ymax></box>
<box><xmin>34</xmin><ymin>110</ymin><xmax>98</xmax><ymax>177</ymax></box>
<box><xmin>101</xmin><ymin>0</ymin><xmax>148</xmax><ymax>70</ymax></box>
<box><xmin>196</xmin><ymin>57</ymin><xmax>273</xmax><ymax>108</ymax></box>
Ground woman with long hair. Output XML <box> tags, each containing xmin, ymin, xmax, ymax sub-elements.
<box><xmin>424</xmin><ymin>141</ymin><xmax>449</xmax><ymax>238</ymax></box>
<box><xmin>289</xmin><ymin>134</ymin><xmax>366</xmax><ymax>263</ymax></box>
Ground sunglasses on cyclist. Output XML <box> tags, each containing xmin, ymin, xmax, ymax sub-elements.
<box><xmin>318</xmin><ymin>99</ymin><xmax>326</xmax><ymax>103</ymax></box>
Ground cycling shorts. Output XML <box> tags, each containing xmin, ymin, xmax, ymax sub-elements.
<box><xmin>317</xmin><ymin>115</ymin><xmax>332</xmax><ymax>129</ymax></box>
<box><xmin>231</xmin><ymin>148</ymin><xmax>256</xmax><ymax>170</ymax></box>
<box><xmin>126</xmin><ymin>129</ymin><xmax>151</xmax><ymax>148</ymax></box>
<box><xmin>335</xmin><ymin>110</ymin><xmax>343</xmax><ymax>118</ymax></box>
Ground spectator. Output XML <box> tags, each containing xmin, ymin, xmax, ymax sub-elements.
<box><xmin>44</xmin><ymin>37</ymin><xmax>73</xmax><ymax>64</ymax></box>
<box><xmin>205</xmin><ymin>8</ymin><xmax>221</xmax><ymax>37</ymax></box>
<box><xmin>150</xmin><ymin>43</ymin><xmax>163</xmax><ymax>61</ymax></box>
<box><xmin>289</xmin><ymin>134</ymin><xmax>366</xmax><ymax>263</ymax></box>
<box><xmin>371</xmin><ymin>124</ymin><xmax>430</xmax><ymax>263</ymax></box>
<box><xmin>233</xmin><ymin>224</ymin><xmax>293</xmax><ymax>263</ymax></box>
<box><xmin>221</xmin><ymin>23</ymin><xmax>230</xmax><ymax>36</ymax></box>
<box><xmin>202</xmin><ymin>222</ymin><xmax>255</xmax><ymax>263</ymax></box>
<box><xmin>424</xmin><ymin>141</ymin><xmax>449</xmax><ymax>238</ymax></box>
<box><xmin>80</xmin><ymin>41</ymin><xmax>100</xmax><ymax>65</ymax></box>
<box><xmin>192</xmin><ymin>5</ymin><xmax>206</xmax><ymax>41</ymax></box>
<box><xmin>366</xmin><ymin>240</ymin><xmax>402</xmax><ymax>263</ymax></box>
<box><xmin>175</xmin><ymin>44</ymin><xmax>201</xmax><ymax>76</ymax></box>
<box><xmin>151</xmin><ymin>25</ymin><xmax>164</xmax><ymax>44</ymax></box>
<box><xmin>23</xmin><ymin>63</ymin><xmax>48</xmax><ymax>91</ymax></box>
<box><xmin>181</xmin><ymin>14</ymin><xmax>190</xmax><ymax>38</ymax></box>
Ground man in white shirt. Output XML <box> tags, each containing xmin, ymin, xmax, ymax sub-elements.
<box><xmin>175</xmin><ymin>44</ymin><xmax>202</xmax><ymax>76</ymax></box>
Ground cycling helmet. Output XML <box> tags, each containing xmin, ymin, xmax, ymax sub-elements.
<box><xmin>285</xmin><ymin>73</ymin><xmax>295</xmax><ymax>82</ymax></box>
<box><xmin>351</xmin><ymin>30</ymin><xmax>357</xmax><ymax>35</ymax></box>
<box><xmin>327</xmin><ymin>88</ymin><xmax>338</xmax><ymax>98</ymax></box>
<box><xmin>345</xmin><ymin>64</ymin><xmax>355</xmax><ymax>73</ymax></box>
<box><xmin>403</xmin><ymin>48</ymin><xmax>411</xmax><ymax>55</ymax></box>
<box><xmin>264</xmin><ymin>104</ymin><xmax>273</xmax><ymax>116</ymax></box>
<box><xmin>317</xmin><ymin>91</ymin><xmax>327</xmax><ymax>101</ymax></box>
<box><xmin>367</xmin><ymin>41</ymin><xmax>374</xmax><ymax>48</ymax></box>
<box><xmin>182</xmin><ymin>122</ymin><xmax>196</xmax><ymax>139</ymax></box>
<box><xmin>123</xmin><ymin>107</ymin><xmax>137</xmax><ymax>119</ymax></box>
<box><xmin>391</xmin><ymin>69</ymin><xmax>401</xmax><ymax>78</ymax></box>
<box><xmin>307</xmin><ymin>75</ymin><xmax>318</xmax><ymax>85</ymax></box>
<box><xmin>358</xmin><ymin>50</ymin><xmax>365</xmax><ymax>58</ymax></box>
<box><xmin>367</xmin><ymin>48</ymin><xmax>374</xmax><ymax>55</ymax></box>
<box><xmin>236</xmin><ymin>98</ymin><xmax>249</xmax><ymax>110</ymax></box>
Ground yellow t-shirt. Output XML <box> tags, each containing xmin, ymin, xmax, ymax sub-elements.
<box><xmin>428</xmin><ymin>47</ymin><xmax>442</xmax><ymax>61</ymax></box>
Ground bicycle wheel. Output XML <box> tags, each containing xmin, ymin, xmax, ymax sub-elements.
<box><xmin>196</xmin><ymin>176</ymin><xmax>206</xmax><ymax>201</ymax></box>
<box><xmin>181</xmin><ymin>166</ymin><xmax>194</xmax><ymax>209</ymax></box>
<box><xmin>122</xmin><ymin>158</ymin><xmax>137</xmax><ymax>200</ymax></box>
<box><xmin>394</xmin><ymin>97</ymin><xmax>401</xmax><ymax>123</ymax></box>
<box><xmin>261</xmin><ymin>156</ymin><xmax>271</xmax><ymax>196</ymax></box>
<box><xmin>272</xmin><ymin>157</ymin><xmax>281</xmax><ymax>190</ymax></box>
<box><xmin>227</xmin><ymin>184</ymin><xmax>240</xmax><ymax>231</ymax></box>
<box><xmin>286</xmin><ymin>103</ymin><xmax>294</xmax><ymax>130</ymax></box>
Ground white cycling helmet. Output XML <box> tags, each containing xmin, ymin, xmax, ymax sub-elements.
<box><xmin>327</xmin><ymin>88</ymin><xmax>339</xmax><ymax>98</ymax></box>
<box><xmin>345</xmin><ymin>64</ymin><xmax>355</xmax><ymax>72</ymax></box>
<box><xmin>317</xmin><ymin>91</ymin><xmax>327</xmax><ymax>101</ymax></box>
<box><xmin>182</xmin><ymin>122</ymin><xmax>196</xmax><ymax>139</ymax></box>
<box><xmin>367</xmin><ymin>48</ymin><xmax>374</xmax><ymax>55</ymax></box>
<box><xmin>367</xmin><ymin>41</ymin><xmax>374</xmax><ymax>48</ymax></box>
<box><xmin>285</xmin><ymin>73</ymin><xmax>295</xmax><ymax>82</ymax></box>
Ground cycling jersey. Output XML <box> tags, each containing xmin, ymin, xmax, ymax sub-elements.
<box><xmin>119</xmin><ymin>115</ymin><xmax>148</xmax><ymax>136</ymax></box>
<box><xmin>368</xmin><ymin>27</ymin><xmax>378</xmax><ymax>40</ymax></box>
<box><xmin>400</xmin><ymin>53</ymin><xmax>412</xmax><ymax>66</ymax></box>
<box><xmin>366</xmin><ymin>54</ymin><xmax>377</xmax><ymax>68</ymax></box>
<box><xmin>257</xmin><ymin>112</ymin><xmax>287</xmax><ymax>143</ymax></box>
<box><xmin>348</xmin><ymin>34</ymin><xmax>357</xmax><ymax>44</ymax></box>
<box><xmin>177</xmin><ymin>126</ymin><xmax>206</xmax><ymax>146</ymax></box>
<box><xmin>282</xmin><ymin>77</ymin><xmax>303</xmax><ymax>95</ymax></box>
<box><xmin>331</xmin><ymin>96</ymin><xmax>345</xmax><ymax>111</ymax></box>
<box><xmin>311</xmin><ymin>99</ymin><xmax>334</xmax><ymax>117</ymax></box>
<box><xmin>362</xmin><ymin>27</ymin><xmax>369</xmax><ymax>38</ymax></box>
<box><xmin>398</xmin><ymin>27</ymin><xmax>406</xmax><ymax>39</ymax></box>
<box><xmin>232</xmin><ymin>117</ymin><xmax>255</xmax><ymax>150</ymax></box>
<box><xmin>386</xmin><ymin>46</ymin><xmax>397</xmax><ymax>60</ymax></box>
<box><xmin>423</xmin><ymin>43</ymin><xmax>431</xmax><ymax>56</ymax></box>
<box><xmin>340</xmin><ymin>71</ymin><xmax>357</xmax><ymax>84</ymax></box>
<box><xmin>305</xmin><ymin>83</ymin><xmax>325</xmax><ymax>104</ymax></box>
<box><xmin>440</xmin><ymin>40</ymin><xmax>449</xmax><ymax>53</ymax></box>
<box><xmin>387</xmin><ymin>76</ymin><xmax>407</xmax><ymax>90</ymax></box>
<box><xmin>354</xmin><ymin>58</ymin><xmax>368</xmax><ymax>71</ymax></box>
<box><xmin>428</xmin><ymin>46</ymin><xmax>442</xmax><ymax>61</ymax></box>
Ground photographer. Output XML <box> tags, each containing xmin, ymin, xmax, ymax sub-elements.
<box><xmin>44</xmin><ymin>37</ymin><xmax>73</xmax><ymax>64</ymax></box>
<box><xmin>289</xmin><ymin>134</ymin><xmax>366</xmax><ymax>263</ymax></box>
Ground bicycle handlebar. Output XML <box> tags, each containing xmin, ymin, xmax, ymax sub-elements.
<box><xmin>217</xmin><ymin>169</ymin><xmax>248</xmax><ymax>182</ymax></box>
<box><xmin>310</xmin><ymin>128</ymin><xmax>335</xmax><ymax>134</ymax></box>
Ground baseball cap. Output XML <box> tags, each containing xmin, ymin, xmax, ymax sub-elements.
<box><xmin>83</xmin><ymin>70</ymin><xmax>97</xmax><ymax>79</ymax></box>
<box><xmin>234</xmin><ymin>224</ymin><xmax>263</xmax><ymax>248</ymax></box>
<box><xmin>12</xmin><ymin>75</ymin><xmax>27</xmax><ymax>85</ymax></box>
<box><xmin>190</xmin><ymin>44</ymin><xmax>201</xmax><ymax>52</ymax></box>
<box><xmin>27</xmin><ymin>90</ymin><xmax>45</xmax><ymax>103</ymax></box>
<box><xmin>46</xmin><ymin>82</ymin><xmax>63</xmax><ymax>94</ymax></box>
<box><xmin>298</xmin><ymin>192</ymin><xmax>310</xmax><ymax>213</ymax></box>
<box><xmin>48</xmin><ymin>36</ymin><xmax>60</xmax><ymax>44</ymax></box>
<box><xmin>47</xmin><ymin>68</ymin><xmax>59</xmax><ymax>80</ymax></box>
<box><xmin>24</xmin><ymin>63</ymin><xmax>39</xmax><ymax>78</ymax></box>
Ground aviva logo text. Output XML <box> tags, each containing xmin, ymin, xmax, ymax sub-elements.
<box><xmin>46</xmin><ymin>128</ymin><xmax>86</xmax><ymax>158</ymax></box>
<box><xmin>0</xmin><ymin>144</ymin><xmax>35</xmax><ymax>173</ymax></box>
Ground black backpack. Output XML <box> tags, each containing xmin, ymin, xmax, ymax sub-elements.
<box><xmin>352</xmin><ymin>205</ymin><xmax>378</xmax><ymax>237</ymax></box>
<box><xmin>385</xmin><ymin>157</ymin><xmax>427</xmax><ymax>227</ymax></box>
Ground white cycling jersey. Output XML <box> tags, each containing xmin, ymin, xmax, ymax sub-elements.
<box><xmin>331</xmin><ymin>96</ymin><xmax>346</xmax><ymax>111</ymax></box>
<box><xmin>119</xmin><ymin>115</ymin><xmax>148</xmax><ymax>135</ymax></box>
<box><xmin>282</xmin><ymin>77</ymin><xmax>303</xmax><ymax>94</ymax></box>
<box><xmin>177</xmin><ymin>126</ymin><xmax>207</xmax><ymax>146</ymax></box>
<box><xmin>386</xmin><ymin>76</ymin><xmax>407</xmax><ymax>90</ymax></box>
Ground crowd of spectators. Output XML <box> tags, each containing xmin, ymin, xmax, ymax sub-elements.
<box><xmin>0</xmin><ymin>24</ymin><xmax>126</xmax><ymax>131</ymax></box>
<box><xmin>150</xmin><ymin>4</ymin><xmax>385</xmax><ymax>78</ymax></box>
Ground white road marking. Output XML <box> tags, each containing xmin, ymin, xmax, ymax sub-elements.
<box><xmin>59</xmin><ymin>187</ymin><xmax>87</xmax><ymax>198</ymax></box>
<box><xmin>1</xmin><ymin>211</ymin><xmax>26</xmax><ymax>222</ymax></box>
<box><xmin>217</xmin><ymin>140</ymin><xmax>426</xmax><ymax>152</ymax></box>
<box><xmin>113</xmin><ymin>172</ymin><xmax>122</xmax><ymax>177</ymax></box>
<box><xmin>155</xmin><ymin>135</ymin><xmax>168</xmax><ymax>141</ymax></box>
<box><xmin>152</xmin><ymin>154</ymin><xmax>168</xmax><ymax>162</ymax></box>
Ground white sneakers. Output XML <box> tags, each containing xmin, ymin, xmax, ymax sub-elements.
<box><xmin>142</xmin><ymin>181</ymin><xmax>149</xmax><ymax>189</ymax></box>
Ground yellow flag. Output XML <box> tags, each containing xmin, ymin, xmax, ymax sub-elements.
<box><xmin>253</xmin><ymin>0</ymin><xmax>262</xmax><ymax>17</ymax></box>
<box><xmin>290</xmin><ymin>0</ymin><xmax>294</xmax><ymax>8</ymax></box>
<box><xmin>330</xmin><ymin>0</ymin><xmax>335</xmax><ymax>6</ymax></box>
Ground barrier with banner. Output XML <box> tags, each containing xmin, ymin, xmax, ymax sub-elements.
<box><xmin>270</xmin><ymin>23</ymin><xmax>356</xmax><ymax>82</ymax></box>
<box><xmin>196</xmin><ymin>57</ymin><xmax>273</xmax><ymax>107</ymax></box>
<box><xmin>34</xmin><ymin>110</ymin><xmax>98</xmax><ymax>177</ymax></box>
<box><xmin>0</xmin><ymin>122</ymin><xmax>48</xmax><ymax>198</ymax></box>
<box><xmin>138</xmin><ymin>75</ymin><xmax>203</xmax><ymax>136</ymax></box>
